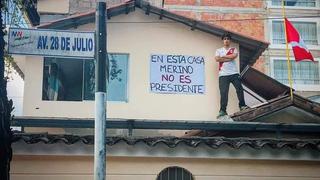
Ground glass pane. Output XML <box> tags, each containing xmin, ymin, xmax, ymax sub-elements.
<box><xmin>272</xmin><ymin>21</ymin><xmax>318</xmax><ymax>45</ymax></box>
<box><xmin>272</xmin><ymin>21</ymin><xmax>285</xmax><ymax>44</ymax></box>
<box><xmin>108</xmin><ymin>54</ymin><xmax>128</xmax><ymax>101</ymax></box>
<box><xmin>272</xmin><ymin>0</ymin><xmax>316</xmax><ymax>7</ymax></box>
<box><xmin>294</xmin><ymin>22</ymin><xmax>317</xmax><ymax>45</ymax></box>
<box><xmin>83</xmin><ymin>53</ymin><xmax>128</xmax><ymax>102</ymax></box>
<box><xmin>274</xmin><ymin>60</ymin><xmax>320</xmax><ymax>85</ymax></box>
<box><xmin>42</xmin><ymin>57</ymin><xmax>83</xmax><ymax>101</ymax></box>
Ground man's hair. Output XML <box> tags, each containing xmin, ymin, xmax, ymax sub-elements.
<box><xmin>221</xmin><ymin>32</ymin><xmax>232</xmax><ymax>40</ymax></box>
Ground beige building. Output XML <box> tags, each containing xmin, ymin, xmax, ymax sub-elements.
<box><xmin>10</xmin><ymin>0</ymin><xmax>320</xmax><ymax>180</ymax></box>
<box><xmin>16</xmin><ymin>0</ymin><xmax>268</xmax><ymax>120</ymax></box>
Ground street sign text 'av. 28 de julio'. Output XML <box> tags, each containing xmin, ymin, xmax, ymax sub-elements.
<box><xmin>8</xmin><ymin>28</ymin><xmax>95</xmax><ymax>58</ymax></box>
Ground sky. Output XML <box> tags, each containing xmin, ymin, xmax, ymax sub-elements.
<box><xmin>6</xmin><ymin>71</ymin><xmax>24</xmax><ymax>116</ymax></box>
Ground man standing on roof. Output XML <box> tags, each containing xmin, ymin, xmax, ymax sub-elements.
<box><xmin>215</xmin><ymin>32</ymin><xmax>248</xmax><ymax>118</ymax></box>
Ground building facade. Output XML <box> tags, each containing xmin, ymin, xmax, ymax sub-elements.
<box><xmin>265</xmin><ymin>0</ymin><xmax>320</xmax><ymax>97</ymax></box>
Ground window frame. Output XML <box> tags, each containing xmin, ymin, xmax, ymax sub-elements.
<box><xmin>267</xmin><ymin>0</ymin><xmax>319</xmax><ymax>9</ymax></box>
<box><xmin>270</xmin><ymin>57</ymin><xmax>320</xmax><ymax>91</ymax></box>
<box><xmin>42</xmin><ymin>52</ymin><xmax>130</xmax><ymax>103</ymax></box>
<box><xmin>156</xmin><ymin>166</ymin><xmax>194</xmax><ymax>180</ymax></box>
<box><xmin>268</xmin><ymin>18</ymin><xmax>320</xmax><ymax>50</ymax></box>
<box><xmin>106</xmin><ymin>53</ymin><xmax>130</xmax><ymax>103</ymax></box>
<box><xmin>42</xmin><ymin>57</ymin><xmax>85</xmax><ymax>102</ymax></box>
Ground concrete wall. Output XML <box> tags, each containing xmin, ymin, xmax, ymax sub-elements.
<box><xmin>22</xmin><ymin>10</ymin><xmax>241</xmax><ymax>120</ymax></box>
<box><xmin>37</xmin><ymin>0</ymin><xmax>70</xmax><ymax>14</ymax></box>
<box><xmin>11</xmin><ymin>156</ymin><xmax>320</xmax><ymax>180</ymax></box>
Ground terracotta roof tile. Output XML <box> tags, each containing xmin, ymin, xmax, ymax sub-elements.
<box><xmin>12</xmin><ymin>133</ymin><xmax>320</xmax><ymax>151</ymax></box>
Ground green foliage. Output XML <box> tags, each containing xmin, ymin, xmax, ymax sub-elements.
<box><xmin>2</xmin><ymin>0</ymin><xmax>27</xmax><ymax>27</ymax></box>
<box><xmin>1</xmin><ymin>0</ymin><xmax>27</xmax><ymax>80</ymax></box>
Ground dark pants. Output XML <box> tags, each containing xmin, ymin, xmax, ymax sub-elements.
<box><xmin>219</xmin><ymin>74</ymin><xmax>246</xmax><ymax>112</ymax></box>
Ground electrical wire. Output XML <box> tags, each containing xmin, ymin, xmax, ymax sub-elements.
<box><xmin>1</xmin><ymin>15</ymin><xmax>319</xmax><ymax>26</ymax></box>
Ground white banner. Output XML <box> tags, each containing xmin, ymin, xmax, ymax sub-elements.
<box><xmin>8</xmin><ymin>28</ymin><xmax>95</xmax><ymax>58</ymax></box>
<box><xmin>150</xmin><ymin>54</ymin><xmax>205</xmax><ymax>94</ymax></box>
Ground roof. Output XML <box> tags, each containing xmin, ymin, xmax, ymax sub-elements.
<box><xmin>241</xmin><ymin>66</ymin><xmax>292</xmax><ymax>100</ymax></box>
<box><xmin>12</xmin><ymin>116</ymin><xmax>320</xmax><ymax>153</ymax></box>
<box><xmin>182</xmin><ymin>66</ymin><xmax>320</xmax><ymax>137</ymax></box>
<box><xmin>184</xmin><ymin>94</ymin><xmax>320</xmax><ymax>137</ymax></box>
<box><xmin>231</xmin><ymin>94</ymin><xmax>320</xmax><ymax>122</ymax></box>
<box><xmin>35</xmin><ymin>0</ymin><xmax>268</xmax><ymax>68</ymax></box>
<box><xmin>12</xmin><ymin>133</ymin><xmax>320</xmax><ymax>151</ymax></box>
<box><xmin>236</xmin><ymin>66</ymin><xmax>320</xmax><ymax>121</ymax></box>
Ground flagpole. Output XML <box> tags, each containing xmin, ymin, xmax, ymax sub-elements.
<box><xmin>282</xmin><ymin>0</ymin><xmax>294</xmax><ymax>100</ymax></box>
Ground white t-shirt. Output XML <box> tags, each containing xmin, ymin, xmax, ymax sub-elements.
<box><xmin>215</xmin><ymin>47</ymin><xmax>239</xmax><ymax>77</ymax></box>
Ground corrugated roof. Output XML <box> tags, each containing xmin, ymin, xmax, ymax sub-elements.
<box><xmin>231</xmin><ymin>95</ymin><xmax>320</xmax><ymax>122</ymax></box>
<box><xmin>12</xmin><ymin>133</ymin><xmax>320</xmax><ymax>150</ymax></box>
<box><xmin>183</xmin><ymin>93</ymin><xmax>320</xmax><ymax>137</ymax></box>
<box><xmin>241</xmin><ymin>66</ymin><xmax>292</xmax><ymax>100</ymax></box>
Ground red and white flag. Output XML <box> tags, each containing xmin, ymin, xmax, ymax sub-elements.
<box><xmin>285</xmin><ymin>18</ymin><xmax>314</xmax><ymax>61</ymax></box>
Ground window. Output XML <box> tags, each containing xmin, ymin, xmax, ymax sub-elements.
<box><xmin>271</xmin><ymin>0</ymin><xmax>316</xmax><ymax>7</ymax></box>
<box><xmin>272</xmin><ymin>21</ymin><xmax>318</xmax><ymax>45</ymax></box>
<box><xmin>42</xmin><ymin>53</ymin><xmax>128</xmax><ymax>102</ymax></box>
<box><xmin>84</xmin><ymin>54</ymin><xmax>128</xmax><ymax>101</ymax></box>
<box><xmin>42</xmin><ymin>58</ymin><xmax>83</xmax><ymax>101</ymax></box>
<box><xmin>273</xmin><ymin>59</ymin><xmax>319</xmax><ymax>85</ymax></box>
<box><xmin>156</xmin><ymin>166</ymin><xmax>194</xmax><ymax>180</ymax></box>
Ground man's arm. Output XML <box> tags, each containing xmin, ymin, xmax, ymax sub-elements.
<box><xmin>215</xmin><ymin>54</ymin><xmax>236</xmax><ymax>62</ymax></box>
<box><xmin>224</xmin><ymin>53</ymin><xmax>238</xmax><ymax>59</ymax></box>
<box><xmin>215</xmin><ymin>51</ymin><xmax>238</xmax><ymax>62</ymax></box>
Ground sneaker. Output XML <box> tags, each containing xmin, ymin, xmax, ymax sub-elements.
<box><xmin>218</xmin><ymin>115</ymin><xmax>234</xmax><ymax>122</ymax></box>
<box><xmin>216</xmin><ymin>110</ymin><xmax>227</xmax><ymax>118</ymax></box>
<box><xmin>240</xmin><ymin>105</ymin><xmax>249</xmax><ymax>111</ymax></box>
